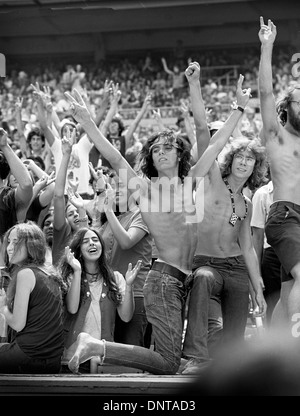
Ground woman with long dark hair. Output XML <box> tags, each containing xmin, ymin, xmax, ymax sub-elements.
<box><xmin>58</xmin><ymin>226</ymin><xmax>141</xmax><ymax>370</ymax></box>
<box><xmin>0</xmin><ymin>221</ymin><xmax>65</xmax><ymax>373</ymax></box>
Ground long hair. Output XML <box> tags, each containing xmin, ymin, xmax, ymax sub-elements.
<box><xmin>2</xmin><ymin>221</ymin><xmax>66</xmax><ymax>312</ymax></box>
<box><xmin>58</xmin><ymin>227</ymin><xmax>122</xmax><ymax>306</ymax></box>
<box><xmin>136</xmin><ymin>130</ymin><xmax>191</xmax><ymax>182</ymax></box>
<box><xmin>219</xmin><ymin>137</ymin><xmax>268</xmax><ymax>191</ymax></box>
<box><xmin>276</xmin><ymin>84</ymin><xmax>300</xmax><ymax>126</ymax></box>
<box><xmin>109</xmin><ymin>116</ymin><xmax>125</xmax><ymax>137</ymax></box>
<box><xmin>2</xmin><ymin>221</ymin><xmax>46</xmax><ymax>267</ymax></box>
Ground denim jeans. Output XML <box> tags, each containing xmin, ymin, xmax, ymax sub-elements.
<box><xmin>114</xmin><ymin>297</ymin><xmax>150</xmax><ymax>347</ymax></box>
<box><xmin>0</xmin><ymin>341</ymin><xmax>61</xmax><ymax>374</ymax></box>
<box><xmin>103</xmin><ymin>269</ymin><xmax>188</xmax><ymax>374</ymax></box>
<box><xmin>182</xmin><ymin>255</ymin><xmax>249</xmax><ymax>360</ymax></box>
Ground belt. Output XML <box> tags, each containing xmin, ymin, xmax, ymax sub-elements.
<box><xmin>151</xmin><ymin>261</ymin><xmax>187</xmax><ymax>282</ymax></box>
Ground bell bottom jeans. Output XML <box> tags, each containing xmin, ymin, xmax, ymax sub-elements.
<box><xmin>103</xmin><ymin>269</ymin><xmax>188</xmax><ymax>375</ymax></box>
<box><xmin>182</xmin><ymin>255</ymin><xmax>250</xmax><ymax>360</ymax></box>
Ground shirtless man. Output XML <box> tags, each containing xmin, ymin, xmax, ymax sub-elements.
<box><xmin>258</xmin><ymin>17</ymin><xmax>300</xmax><ymax>330</ymax></box>
<box><xmin>181</xmin><ymin>71</ymin><xmax>267</xmax><ymax>374</ymax></box>
<box><xmin>62</xmin><ymin>63</ymin><xmax>226</xmax><ymax>375</ymax></box>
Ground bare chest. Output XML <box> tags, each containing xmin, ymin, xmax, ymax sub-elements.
<box><xmin>199</xmin><ymin>185</ymin><xmax>248</xmax><ymax>227</ymax></box>
<box><xmin>139</xmin><ymin>181</ymin><xmax>195</xmax><ymax>215</ymax></box>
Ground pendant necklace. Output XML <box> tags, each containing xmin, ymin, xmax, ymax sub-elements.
<box><xmin>84</xmin><ymin>270</ymin><xmax>100</xmax><ymax>282</ymax></box>
<box><xmin>223</xmin><ymin>177</ymin><xmax>248</xmax><ymax>227</ymax></box>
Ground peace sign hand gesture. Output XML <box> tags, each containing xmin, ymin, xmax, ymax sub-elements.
<box><xmin>15</xmin><ymin>97</ymin><xmax>23</xmax><ymax>113</ymax></box>
<box><xmin>30</xmin><ymin>82</ymin><xmax>47</xmax><ymax>107</ymax></box>
<box><xmin>180</xmin><ymin>101</ymin><xmax>190</xmax><ymax>118</ymax></box>
<box><xmin>102</xmin><ymin>79</ymin><xmax>113</xmax><ymax>102</ymax></box>
<box><xmin>152</xmin><ymin>108</ymin><xmax>162</xmax><ymax>122</ymax></box>
<box><xmin>64</xmin><ymin>89</ymin><xmax>93</xmax><ymax>126</ymax></box>
<box><xmin>103</xmin><ymin>182</ymin><xmax>116</xmax><ymax>213</ymax></box>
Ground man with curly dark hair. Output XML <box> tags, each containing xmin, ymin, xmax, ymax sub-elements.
<box><xmin>59</xmin><ymin>62</ymin><xmax>215</xmax><ymax>375</ymax></box>
<box><xmin>181</xmin><ymin>76</ymin><xmax>268</xmax><ymax>375</ymax></box>
<box><xmin>258</xmin><ymin>16</ymin><xmax>300</xmax><ymax>332</ymax></box>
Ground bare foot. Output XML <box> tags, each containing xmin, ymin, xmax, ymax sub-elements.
<box><xmin>68</xmin><ymin>332</ymin><xmax>104</xmax><ymax>373</ymax></box>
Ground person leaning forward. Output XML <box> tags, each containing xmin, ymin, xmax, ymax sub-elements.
<box><xmin>61</xmin><ymin>62</ymin><xmax>213</xmax><ymax>375</ymax></box>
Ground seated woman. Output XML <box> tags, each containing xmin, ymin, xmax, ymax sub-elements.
<box><xmin>0</xmin><ymin>221</ymin><xmax>66</xmax><ymax>374</ymax></box>
<box><xmin>58</xmin><ymin>226</ymin><xmax>141</xmax><ymax>372</ymax></box>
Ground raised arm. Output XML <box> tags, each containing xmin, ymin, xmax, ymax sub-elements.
<box><xmin>53</xmin><ymin>131</ymin><xmax>74</xmax><ymax>231</ymax></box>
<box><xmin>103</xmin><ymin>183</ymin><xmax>147</xmax><ymax>249</ymax></box>
<box><xmin>185</xmin><ymin>62</ymin><xmax>210</xmax><ymax>159</ymax></box>
<box><xmin>178</xmin><ymin>101</ymin><xmax>196</xmax><ymax>147</ymax></box>
<box><xmin>258</xmin><ymin>16</ymin><xmax>280</xmax><ymax>142</ymax></box>
<box><xmin>124</xmin><ymin>91</ymin><xmax>152</xmax><ymax>150</ymax></box>
<box><xmin>24</xmin><ymin>158</ymin><xmax>55</xmax><ymax>208</ymax></box>
<box><xmin>94</xmin><ymin>80</ymin><xmax>113</xmax><ymax>127</ymax></box>
<box><xmin>0</xmin><ymin>129</ymin><xmax>33</xmax><ymax>209</ymax></box>
<box><xmin>190</xmin><ymin>75</ymin><xmax>251</xmax><ymax>179</ymax></box>
<box><xmin>100</xmin><ymin>82</ymin><xmax>121</xmax><ymax>137</ymax></box>
<box><xmin>14</xmin><ymin>97</ymin><xmax>28</xmax><ymax>156</ymax></box>
<box><xmin>117</xmin><ymin>260</ymin><xmax>142</xmax><ymax>322</ymax></box>
<box><xmin>152</xmin><ymin>108</ymin><xmax>165</xmax><ymax>131</ymax></box>
<box><xmin>64</xmin><ymin>246</ymin><xmax>82</xmax><ymax>314</ymax></box>
<box><xmin>43</xmin><ymin>85</ymin><xmax>62</xmax><ymax>135</ymax></box>
<box><xmin>15</xmin><ymin>158</ymin><xmax>55</xmax><ymax>223</ymax></box>
<box><xmin>161</xmin><ymin>57</ymin><xmax>173</xmax><ymax>76</ymax></box>
<box><xmin>64</xmin><ymin>89</ymin><xmax>140</xmax><ymax>188</ymax></box>
<box><xmin>31</xmin><ymin>83</ymin><xmax>57</xmax><ymax>147</ymax></box>
<box><xmin>67</xmin><ymin>187</ymin><xmax>88</xmax><ymax>228</ymax></box>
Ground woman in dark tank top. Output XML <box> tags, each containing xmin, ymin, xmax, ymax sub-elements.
<box><xmin>0</xmin><ymin>221</ymin><xmax>66</xmax><ymax>374</ymax></box>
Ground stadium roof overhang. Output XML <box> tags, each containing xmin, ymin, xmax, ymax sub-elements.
<box><xmin>0</xmin><ymin>0</ymin><xmax>259</xmax><ymax>12</ymax></box>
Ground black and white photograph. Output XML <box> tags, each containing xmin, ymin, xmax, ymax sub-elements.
<box><xmin>0</xmin><ymin>0</ymin><xmax>300</xmax><ymax>402</ymax></box>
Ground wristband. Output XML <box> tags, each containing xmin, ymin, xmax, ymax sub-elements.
<box><xmin>232</xmin><ymin>102</ymin><xmax>244</xmax><ymax>113</ymax></box>
<box><xmin>96</xmin><ymin>190</ymin><xmax>105</xmax><ymax>196</ymax></box>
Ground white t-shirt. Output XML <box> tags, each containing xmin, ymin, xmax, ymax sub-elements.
<box><xmin>250</xmin><ymin>181</ymin><xmax>273</xmax><ymax>249</ymax></box>
<box><xmin>51</xmin><ymin>133</ymin><xmax>93</xmax><ymax>195</ymax></box>
<box><xmin>82</xmin><ymin>271</ymin><xmax>126</xmax><ymax>340</ymax></box>
<box><xmin>62</xmin><ymin>271</ymin><xmax>125</xmax><ymax>360</ymax></box>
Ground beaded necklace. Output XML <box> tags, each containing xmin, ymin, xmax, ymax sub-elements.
<box><xmin>223</xmin><ymin>177</ymin><xmax>248</xmax><ymax>227</ymax></box>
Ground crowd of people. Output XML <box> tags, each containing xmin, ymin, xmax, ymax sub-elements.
<box><xmin>0</xmin><ymin>16</ymin><xmax>299</xmax><ymax>387</ymax></box>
